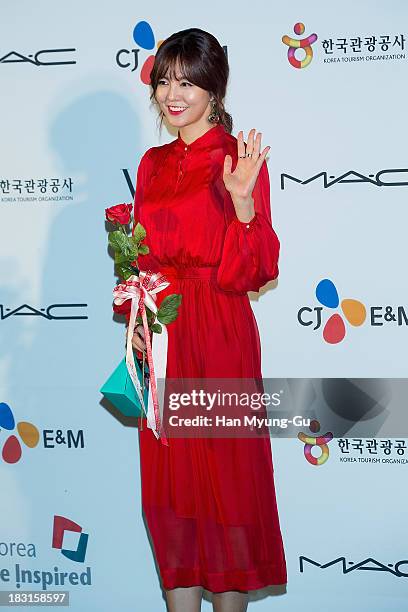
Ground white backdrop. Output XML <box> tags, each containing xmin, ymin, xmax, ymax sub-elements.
<box><xmin>1</xmin><ymin>1</ymin><xmax>407</xmax><ymax>610</ymax></box>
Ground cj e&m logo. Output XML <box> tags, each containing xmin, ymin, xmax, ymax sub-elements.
<box><xmin>0</xmin><ymin>402</ymin><xmax>85</xmax><ymax>464</ymax></box>
<box><xmin>116</xmin><ymin>20</ymin><xmax>163</xmax><ymax>81</ymax></box>
<box><xmin>0</xmin><ymin>402</ymin><xmax>39</xmax><ymax>464</ymax></box>
<box><xmin>298</xmin><ymin>278</ymin><xmax>408</xmax><ymax>344</ymax></box>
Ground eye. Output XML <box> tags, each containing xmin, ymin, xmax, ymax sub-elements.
<box><xmin>158</xmin><ymin>79</ymin><xmax>168</xmax><ymax>85</ymax></box>
<box><xmin>181</xmin><ymin>81</ymin><xmax>192</xmax><ymax>86</ymax></box>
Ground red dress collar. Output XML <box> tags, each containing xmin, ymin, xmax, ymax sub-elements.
<box><xmin>174</xmin><ymin>123</ymin><xmax>226</xmax><ymax>153</ymax></box>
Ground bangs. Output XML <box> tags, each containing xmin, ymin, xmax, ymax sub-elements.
<box><xmin>155</xmin><ymin>48</ymin><xmax>201</xmax><ymax>85</ymax></box>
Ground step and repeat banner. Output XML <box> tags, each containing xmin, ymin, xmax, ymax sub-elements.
<box><xmin>1</xmin><ymin>1</ymin><xmax>407</xmax><ymax>610</ymax></box>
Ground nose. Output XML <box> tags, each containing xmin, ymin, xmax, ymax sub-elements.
<box><xmin>166</xmin><ymin>81</ymin><xmax>182</xmax><ymax>102</ymax></box>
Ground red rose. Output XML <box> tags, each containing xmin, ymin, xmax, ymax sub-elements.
<box><xmin>105</xmin><ymin>203</ymin><xmax>133</xmax><ymax>225</ymax></box>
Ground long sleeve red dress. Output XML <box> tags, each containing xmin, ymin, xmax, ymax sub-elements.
<box><xmin>113</xmin><ymin>123</ymin><xmax>287</xmax><ymax>592</ymax></box>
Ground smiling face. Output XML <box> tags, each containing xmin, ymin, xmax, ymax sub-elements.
<box><xmin>154</xmin><ymin>59</ymin><xmax>213</xmax><ymax>131</ymax></box>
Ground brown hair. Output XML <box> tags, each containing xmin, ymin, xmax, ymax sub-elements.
<box><xmin>149</xmin><ymin>27</ymin><xmax>233</xmax><ymax>134</ymax></box>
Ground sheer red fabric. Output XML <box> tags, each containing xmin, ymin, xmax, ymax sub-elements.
<box><xmin>113</xmin><ymin>123</ymin><xmax>287</xmax><ymax>592</ymax></box>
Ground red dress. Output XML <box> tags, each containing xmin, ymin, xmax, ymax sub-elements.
<box><xmin>115</xmin><ymin>123</ymin><xmax>287</xmax><ymax>592</ymax></box>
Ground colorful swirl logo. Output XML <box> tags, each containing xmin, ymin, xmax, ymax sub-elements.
<box><xmin>298</xmin><ymin>419</ymin><xmax>333</xmax><ymax>465</ymax></box>
<box><xmin>282</xmin><ymin>22</ymin><xmax>318</xmax><ymax>69</ymax></box>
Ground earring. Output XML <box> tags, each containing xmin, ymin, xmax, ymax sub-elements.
<box><xmin>208</xmin><ymin>98</ymin><xmax>220</xmax><ymax>123</ymax></box>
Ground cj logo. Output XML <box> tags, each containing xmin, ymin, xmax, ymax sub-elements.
<box><xmin>298</xmin><ymin>278</ymin><xmax>366</xmax><ymax>344</ymax></box>
<box><xmin>52</xmin><ymin>516</ymin><xmax>89</xmax><ymax>563</ymax></box>
<box><xmin>298</xmin><ymin>419</ymin><xmax>333</xmax><ymax>465</ymax></box>
<box><xmin>0</xmin><ymin>402</ymin><xmax>39</xmax><ymax>464</ymax></box>
<box><xmin>116</xmin><ymin>20</ymin><xmax>164</xmax><ymax>82</ymax></box>
<box><xmin>282</xmin><ymin>22</ymin><xmax>318</xmax><ymax>69</ymax></box>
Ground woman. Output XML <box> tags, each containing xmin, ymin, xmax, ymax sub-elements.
<box><xmin>114</xmin><ymin>27</ymin><xmax>287</xmax><ymax>612</ymax></box>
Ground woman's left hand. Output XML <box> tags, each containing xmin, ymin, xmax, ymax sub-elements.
<box><xmin>223</xmin><ymin>128</ymin><xmax>270</xmax><ymax>222</ymax></box>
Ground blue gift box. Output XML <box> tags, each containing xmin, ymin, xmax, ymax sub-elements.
<box><xmin>100</xmin><ymin>353</ymin><xmax>149</xmax><ymax>417</ymax></box>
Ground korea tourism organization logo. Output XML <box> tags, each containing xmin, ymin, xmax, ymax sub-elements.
<box><xmin>298</xmin><ymin>419</ymin><xmax>333</xmax><ymax>466</ymax></box>
<box><xmin>282</xmin><ymin>22</ymin><xmax>318</xmax><ymax>69</ymax></box>
<box><xmin>297</xmin><ymin>415</ymin><xmax>408</xmax><ymax>467</ymax></box>
<box><xmin>52</xmin><ymin>516</ymin><xmax>89</xmax><ymax>563</ymax></box>
<box><xmin>0</xmin><ymin>516</ymin><xmax>92</xmax><ymax>594</ymax></box>
<box><xmin>0</xmin><ymin>402</ymin><xmax>39</xmax><ymax>464</ymax></box>
<box><xmin>282</xmin><ymin>21</ymin><xmax>406</xmax><ymax>68</ymax></box>
<box><xmin>116</xmin><ymin>20</ymin><xmax>163</xmax><ymax>81</ymax></box>
<box><xmin>0</xmin><ymin>175</ymin><xmax>74</xmax><ymax>204</ymax></box>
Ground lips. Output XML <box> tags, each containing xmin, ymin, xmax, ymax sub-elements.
<box><xmin>167</xmin><ymin>105</ymin><xmax>188</xmax><ymax>116</ymax></box>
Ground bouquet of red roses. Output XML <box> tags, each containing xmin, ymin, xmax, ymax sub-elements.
<box><xmin>100</xmin><ymin>202</ymin><xmax>182</xmax><ymax>445</ymax></box>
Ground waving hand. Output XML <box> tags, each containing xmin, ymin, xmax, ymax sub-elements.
<box><xmin>223</xmin><ymin>128</ymin><xmax>270</xmax><ymax>222</ymax></box>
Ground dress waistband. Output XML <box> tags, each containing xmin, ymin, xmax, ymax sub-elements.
<box><xmin>159</xmin><ymin>265</ymin><xmax>218</xmax><ymax>281</ymax></box>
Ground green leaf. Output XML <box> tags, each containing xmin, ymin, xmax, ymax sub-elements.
<box><xmin>133</xmin><ymin>222</ymin><xmax>146</xmax><ymax>243</ymax></box>
<box><xmin>138</xmin><ymin>244</ymin><xmax>149</xmax><ymax>255</ymax></box>
<box><xmin>157</xmin><ymin>293</ymin><xmax>182</xmax><ymax>324</ymax></box>
<box><xmin>116</xmin><ymin>263</ymin><xmax>135</xmax><ymax>280</ymax></box>
<box><xmin>129</xmin><ymin>235</ymin><xmax>140</xmax><ymax>247</ymax></box>
<box><xmin>108</xmin><ymin>230</ymin><xmax>128</xmax><ymax>253</ymax></box>
<box><xmin>145</xmin><ymin>306</ymin><xmax>156</xmax><ymax>323</ymax></box>
<box><xmin>114</xmin><ymin>251</ymin><xmax>131</xmax><ymax>264</ymax></box>
<box><xmin>151</xmin><ymin>323</ymin><xmax>162</xmax><ymax>334</ymax></box>
<box><xmin>129</xmin><ymin>245</ymin><xmax>139</xmax><ymax>259</ymax></box>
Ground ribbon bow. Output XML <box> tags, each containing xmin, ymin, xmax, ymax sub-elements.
<box><xmin>113</xmin><ymin>270</ymin><xmax>170</xmax><ymax>445</ymax></box>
